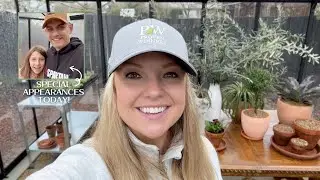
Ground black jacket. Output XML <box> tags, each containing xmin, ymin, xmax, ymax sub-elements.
<box><xmin>45</xmin><ymin>37</ymin><xmax>84</xmax><ymax>79</ymax></box>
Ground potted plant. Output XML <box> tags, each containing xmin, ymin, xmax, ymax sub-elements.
<box><xmin>189</xmin><ymin>2</ymin><xmax>246</xmax><ymax>121</ymax></box>
<box><xmin>273</xmin><ymin>124</ymin><xmax>295</xmax><ymax>146</ymax></box>
<box><xmin>276</xmin><ymin>75</ymin><xmax>320</xmax><ymax>125</ymax></box>
<box><xmin>241</xmin><ymin>68</ymin><xmax>275</xmax><ymax>140</ymax></box>
<box><xmin>293</xmin><ymin>119</ymin><xmax>320</xmax><ymax>150</ymax></box>
<box><xmin>189</xmin><ymin>3</ymin><xmax>320</xmax><ymax>122</ymax></box>
<box><xmin>222</xmin><ymin>81</ymin><xmax>255</xmax><ymax>124</ymax></box>
<box><xmin>205</xmin><ymin>119</ymin><xmax>225</xmax><ymax>148</ymax></box>
<box><xmin>289</xmin><ymin>138</ymin><xmax>309</xmax><ymax>155</ymax></box>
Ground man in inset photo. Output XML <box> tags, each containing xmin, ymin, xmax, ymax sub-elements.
<box><xmin>43</xmin><ymin>13</ymin><xmax>84</xmax><ymax>79</ymax></box>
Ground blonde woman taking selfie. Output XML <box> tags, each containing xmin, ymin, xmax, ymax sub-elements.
<box><xmin>27</xmin><ymin>18</ymin><xmax>222</xmax><ymax>180</ymax></box>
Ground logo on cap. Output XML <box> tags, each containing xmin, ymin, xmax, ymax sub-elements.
<box><xmin>138</xmin><ymin>25</ymin><xmax>166</xmax><ymax>45</ymax></box>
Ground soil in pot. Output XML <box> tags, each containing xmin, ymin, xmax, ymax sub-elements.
<box><xmin>273</xmin><ymin>124</ymin><xmax>295</xmax><ymax>146</ymax></box>
<box><xmin>293</xmin><ymin>119</ymin><xmax>320</xmax><ymax>150</ymax></box>
<box><xmin>243</xmin><ymin>109</ymin><xmax>269</xmax><ymax>118</ymax></box>
<box><xmin>205</xmin><ymin>131</ymin><xmax>225</xmax><ymax>148</ymax></box>
<box><xmin>289</xmin><ymin>138</ymin><xmax>308</xmax><ymax>155</ymax></box>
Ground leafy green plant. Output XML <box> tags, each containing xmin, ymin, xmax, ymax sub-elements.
<box><xmin>276</xmin><ymin>75</ymin><xmax>320</xmax><ymax>106</ymax></box>
<box><xmin>243</xmin><ymin>68</ymin><xmax>275</xmax><ymax>114</ymax></box>
<box><xmin>222</xmin><ymin>81</ymin><xmax>255</xmax><ymax>120</ymax></box>
<box><xmin>205</xmin><ymin>119</ymin><xmax>224</xmax><ymax>134</ymax></box>
<box><xmin>190</xmin><ymin>1</ymin><xmax>319</xmax><ymax>87</ymax></box>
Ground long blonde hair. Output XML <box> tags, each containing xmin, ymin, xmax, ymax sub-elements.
<box><xmin>92</xmin><ymin>73</ymin><xmax>216</xmax><ymax>180</ymax></box>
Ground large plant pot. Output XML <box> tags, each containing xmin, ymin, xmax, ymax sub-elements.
<box><xmin>277</xmin><ymin>97</ymin><xmax>313</xmax><ymax>125</ymax></box>
<box><xmin>241</xmin><ymin>109</ymin><xmax>271</xmax><ymax>140</ymax></box>
<box><xmin>205</xmin><ymin>130</ymin><xmax>225</xmax><ymax>148</ymax></box>
<box><xmin>208</xmin><ymin>83</ymin><xmax>222</xmax><ymax>120</ymax></box>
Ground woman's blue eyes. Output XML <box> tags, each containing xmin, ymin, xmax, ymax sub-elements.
<box><xmin>125</xmin><ymin>72</ymin><xmax>178</xmax><ymax>79</ymax></box>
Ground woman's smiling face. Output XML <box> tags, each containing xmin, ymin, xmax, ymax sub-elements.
<box><xmin>114</xmin><ymin>52</ymin><xmax>187</xmax><ymax>142</ymax></box>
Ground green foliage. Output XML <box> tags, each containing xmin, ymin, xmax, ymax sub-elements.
<box><xmin>190</xmin><ymin>1</ymin><xmax>319</xmax><ymax>87</ymax></box>
<box><xmin>222</xmin><ymin>81</ymin><xmax>255</xmax><ymax>120</ymax></box>
<box><xmin>194</xmin><ymin>83</ymin><xmax>211</xmax><ymax>107</ymax></box>
<box><xmin>205</xmin><ymin>119</ymin><xmax>224</xmax><ymax>134</ymax></box>
<box><xmin>276</xmin><ymin>75</ymin><xmax>320</xmax><ymax>105</ymax></box>
<box><xmin>243</xmin><ymin>68</ymin><xmax>275</xmax><ymax>113</ymax></box>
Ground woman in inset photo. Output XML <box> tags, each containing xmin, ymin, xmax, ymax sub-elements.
<box><xmin>19</xmin><ymin>45</ymin><xmax>47</xmax><ymax>79</ymax></box>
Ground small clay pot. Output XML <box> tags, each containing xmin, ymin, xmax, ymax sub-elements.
<box><xmin>55</xmin><ymin>122</ymin><xmax>64</xmax><ymax>134</ymax></box>
<box><xmin>289</xmin><ymin>138</ymin><xmax>308</xmax><ymax>154</ymax></box>
<box><xmin>293</xmin><ymin>119</ymin><xmax>320</xmax><ymax>150</ymax></box>
<box><xmin>273</xmin><ymin>124</ymin><xmax>295</xmax><ymax>146</ymax></box>
<box><xmin>55</xmin><ymin>133</ymin><xmax>65</xmax><ymax>149</ymax></box>
<box><xmin>205</xmin><ymin>130</ymin><xmax>225</xmax><ymax>148</ymax></box>
<box><xmin>46</xmin><ymin>125</ymin><xmax>56</xmax><ymax>138</ymax></box>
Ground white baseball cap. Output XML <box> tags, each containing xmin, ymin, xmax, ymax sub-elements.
<box><xmin>107</xmin><ymin>18</ymin><xmax>197</xmax><ymax>76</ymax></box>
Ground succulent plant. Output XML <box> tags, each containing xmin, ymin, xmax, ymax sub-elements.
<box><xmin>205</xmin><ymin>119</ymin><xmax>224</xmax><ymax>134</ymax></box>
<box><xmin>276</xmin><ymin>75</ymin><xmax>320</xmax><ymax>106</ymax></box>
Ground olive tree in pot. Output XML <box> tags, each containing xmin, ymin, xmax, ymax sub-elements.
<box><xmin>190</xmin><ymin>2</ymin><xmax>244</xmax><ymax>122</ymax></box>
<box><xmin>241</xmin><ymin>68</ymin><xmax>275</xmax><ymax>140</ymax></box>
<box><xmin>276</xmin><ymin>75</ymin><xmax>320</xmax><ymax>125</ymax></box>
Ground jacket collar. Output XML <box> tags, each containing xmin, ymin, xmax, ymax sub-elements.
<box><xmin>127</xmin><ymin>129</ymin><xmax>184</xmax><ymax>162</ymax></box>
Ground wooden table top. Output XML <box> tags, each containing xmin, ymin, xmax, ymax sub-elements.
<box><xmin>218</xmin><ymin>110</ymin><xmax>320</xmax><ymax>177</ymax></box>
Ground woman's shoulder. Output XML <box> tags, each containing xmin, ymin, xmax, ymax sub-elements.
<box><xmin>26</xmin><ymin>141</ymin><xmax>112</xmax><ymax>180</ymax></box>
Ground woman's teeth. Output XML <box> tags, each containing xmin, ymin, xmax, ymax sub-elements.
<box><xmin>139</xmin><ymin>107</ymin><xmax>166</xmax><ymax>114</ymax></box>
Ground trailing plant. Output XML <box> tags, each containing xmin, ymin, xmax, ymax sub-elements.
<box><xmin>205</xmin><ymin>119</ymin><xmax>224</xmax><ymax>134</ymax></box>
<box><xmin>243</xmin><ymin>68</ymin><xmax>275</xmax><ymax>114</ymax></box>
<box><xmin>222</xmin><ymin>81</ymin><xmax>255</xmax><ymax>120</ymax></box>
<box><xmin>276</xmin><ymin>75</ymin><xmax>320</xmax><ymax>106</ymax></box>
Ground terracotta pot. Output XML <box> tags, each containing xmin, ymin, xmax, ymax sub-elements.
<box><xmin>46</xmin><ymin>125</ymin><xmax>56</xmax><ymax>138</ymax></box>
<box><xmin>241</xmin><ymin>109</ymin><xmax>271</xmax><ymax>140</ymax></box>
<box><xmin>293</xmin><ymin>119</ymin><xmax>320</xmax><ymax>150</ymax></box>
<box><xmin>205</xmin><ymin>130</ymin><xmax>225</xmax><ymax>148</ymax></box>
<box><xmin>273</xmin><ymin>124</ymin><xmax>295</xmax><ymax>146</ymax></box>
<box><xmin>55</xmin><ymin>133</ymin><xmax>65</xmax><ymax>149</ymax></box>
<box><xmin>289</xmin><ymin>138</ymin><xmax>308</xmax><ymax>155</ymax></box>
<box><xmin>55</xmin><ymin>123</ymin><xmax>64</xmax><ymax>134</ymax></box>
<box><xmin>277</xmin><ymin>97</ymin><xmax>313</xmax><ymax>125</ymax></box>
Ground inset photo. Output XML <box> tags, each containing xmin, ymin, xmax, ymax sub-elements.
<box><xmin>18</xmin><ymin>12</ymin><xmax>85</xmax><ymax>80</ymax></box>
